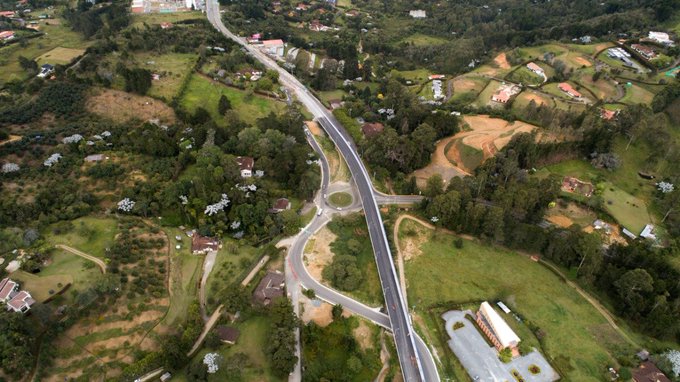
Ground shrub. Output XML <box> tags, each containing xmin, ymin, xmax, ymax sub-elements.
<box><xmin>453</xmin><ymin>321</ymin><xmax>465</xmax><ymax>330</ymax></box>
<box><xmin>529</xmin><ymin>364</ymin><xmax>541</xmax><ymax>374</ymax></box>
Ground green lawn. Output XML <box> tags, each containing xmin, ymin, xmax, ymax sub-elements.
<box><xmin>619</xmin><ymin>83</ymin><xmax>655</xmax><ymax>105</ymax></box>
<box><xmin>401</xmin><ymin>33</ymin><xmax>448</xmax><ymax>46</ymax></box>
<box><xmin>390</xmin><ymin>68</ymin><xmax>432</xmax><ymax>84</ymax></box>
<box><xmin>137</xmin><ymin>52</ymin><xmax>198</xmax><ymax>101</ymax></box>
<box><xmin>205</xmin><ymin>239</ymin><xmax>264</xmax><ymax>310</ymax></box>
<box><xmin>11</xmin><ymin>270</ymin><xmax>72</xmax><ymax>302</ymax></box>
<box><xmin>176</xmin><ymin>315</ymin><xmax>283</xmax><ymax>381</ymax></box>
<box><xmin>35</xmin><ymin>47</ymin><xmax>86</xmax><ymax>66</ymax></box>
<box><xmin>45</xmin><ymin>217</ymin><xmax>118</xmax><ymax>258</ymax></box>
<box><xmin>0</xmin><ymin>10</ymin><xmax>90</xmax><ymax>85</ymax></box>
<box><xmin>162</xmin><ymin>227</ymin><xmax>201</xmax><ymax>326</ymax></box>
<box><xmin>129</xmin><ymin>11</ymin><xmax>204</xmax><ymax>28</ymax></box>
<box><xmin>402</xmin><ymin>220</ymin><xmax>635</xmax><ymax>381</ymax></box>
<box><xmin>454</xmin><ymin>140</ymin><xmax>484</xmax><ymax>171</ymax></box>
<box><xmin>328</xmin><ymin>192</ymin><xmax>353</xmax><ymax>208</ymax></box>
<box><xmin>601</xmin><ymin>183</ymin><xmax>652</xmax><ymax>233</ymax></box>
<box><xmin>180</xmin><ymin>74</ymin><xmax>285</xmax><ymax>125</ymax></box>
<box><xmin>507</xmin><ymin>66</ymin><xmax>544</xmax><ymax>86</ymax></box>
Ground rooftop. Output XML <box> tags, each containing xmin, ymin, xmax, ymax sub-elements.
<box><xmin>253</xmin><ymin>271</ymin><xmax>285</xmax><ymax>304</ymax></box>
<box><xmin>479</xmin><ymin>301</ymin><xmax>520</xmax><ymax>348</ymax></box>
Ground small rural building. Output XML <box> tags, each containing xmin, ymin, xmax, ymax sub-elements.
<box><xmin>191</xmin><ymin>234</ymin><xmax>220</xmax><ymax>255</ymax></box>
<box><xmin>361</xmin><ymin>122</ymin><xmax>384</xmax><ymax>138</ymax></box>
<box><xmin>270</xmin><ymin>198</ymin><xmax>291</xmax><ymax>213</ymax></box>
<box><xmin>632</xmin><ymin>361</ymin><xmax>671</xmax><ymax>382</ymax></box>
<box><xmin>84</xmin><ymin>154</ymin><xmax>104</xmax><ymax>162</ymax></box>
<box><xmin>631</xmin><ymin>44</ymin><xmax>656</xmax><ymax>60</ymax></box>
<box><xmin>558</xmin><ymin>82</ymin><xmax>581</xmax><ymax>98</ymax></box>
<box><xmin>160</xmin><ymin>22</ymin><xmax>173</xmax><ymax>29</ymax></box>
<box><xmin>215</xmin><ymin>325</ymin><xmax>240</xmax><ymax>344</ymax></box>
<box><xmin>491</xmin><ymin>89</ymin><xmax>511</xmax><ymax>103</ymax></box>
<box><xmin>526</xmin><ymin>62</ymin><xmax>544</xmax><ymax>75</ymax></box>
<box><xmin>648</xmin><ymin>31</ymin><xmax>674</xmax><ymax>46</ymax></box>
<box><xmin>409</xmin><ymin>9</ymin><xmax>426</xmax><ymax>18</ymax></box>
<box><xmin>0</xmin><ymin>10</ymin><xmax>16</xmax><ymax>17</ymax></box>
<box><xmin>496</xmin><ymin>301</ymin><xmax>512</xmax><ymax>314</ymax></box>
<box><xmin>600</xmin><ymin>108</ymin><xmax>618</xmax><ymax>121</ymax></box>
<box><xmin>640</xmin><ymin>224</ymin><xmax>656</xmax><ymax>240</ymax></box>
<box><xmin>622</xmin><ymin>228</ymin><xmax>637</xmax><ymax>240</ymax></box>
<box><xmin>236</xmin><ymin>156</ymin><xmax>254</xmax><ymax>178</ymax></box>
<box><xmin>37</xmin><ymin>63</ymin><xmax>54</xmax><ymax>78</ymax></box>
<box><xmin>253</xmin><ymin>271</ymin><xmax>285</xmax><ymax>305</ymax></box>
<box><xmin>261</xmin><ymin>39</ymin><xmax>285</xmax><ymax>57</ymax></box>
<box><xmin>0</xmin><ymin>30</ymin><xmax>15</xmax><ymax>41</ymax></box>
<box><xmin>328</xmin><ymin>99</ymin><xmax>344</xmax><ymax>110</ymax></box>
<box><xmin>0</xmin><ymin>278</ymin><xmax>35</xmax><ymax>314</ymax></box>
<box><xmin>160</xmin><ymin>372</ymin><xmax>172</xmax><ymax>382</ymax></box>
<box><xmin>428</xmin><ymin>74</ymin><xmax>445</xmax><ymax>80</ymax></box>
<box><xmin>476</xmin><ymin>301</ymin><xmax>521</xmax><ymax>356</ymax></box>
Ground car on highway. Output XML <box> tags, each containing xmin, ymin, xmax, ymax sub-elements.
<box><xmin>317</xmin><ymin>208</ymin><xmax>323</xmax><ymax>216</ymax></box>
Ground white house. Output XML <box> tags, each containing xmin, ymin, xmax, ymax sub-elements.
<box><xmin>526</xmin><ymin>62</ymin><xmax>544</xmax><ymax>76</ymax></box>
<box><xmin>409</xmin><ymin>9</ymin><xmax>426</xmax><ymax>18</ymax></box>
<box><xmin>37</xmin><ymin>63</ymin><xmax>54</xmax><ymax>78</ymax></box>
<box><xmin>648</xmin><ymin>31</ymin><xmax>674</xmax><ymax>46</ymax></box>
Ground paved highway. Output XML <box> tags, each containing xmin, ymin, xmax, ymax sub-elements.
<box><xmin>206</xmin><ymin>3</ymin><xmax>435</xmax><ymax>381</ymax></box>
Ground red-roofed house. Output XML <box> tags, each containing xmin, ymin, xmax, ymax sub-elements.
<box><xmin>600</xmin><ymin>108</ymin><xmax>618</xmax><ymax>120</ymax></box>
<box><xmin>160</xmin><ymin>22</ymin><xmax>173</xmax><ymax>29</ymax></box>
<box><xmin>428</xmin><ymin>74</ymin><xmax>445</xmax><ymax>80</ymax></box>
<box><xmin>270</xmin><ymin>198</ymin><xmax>291</xmax><ymax>213</ymax></box>
<box><xmin>0</xmin><ymin>30</ymin><xmax>15</xmax><ymax>41</ymax></box>
<box><xmin>632</xmin><ymin>361</ymin><xmax>671</xmax><ymax>382</ymax></box>
<box><xmin>7</xmin><ymin>290</ymin><xmax>35</xmax><ymax>313</ymax></box>
<box><xmin>0</xmin><ymin>10</ymin><xmax>16</xmax><ymax>17</ymax></box>
<box><xmin>526</xmin><ymin>62</ymin><xmax>544</xmax><ymax>75</ymax></box>
<box><xmin>361</xmin><ymin>122</ymin><xmax>384</xmax><ymax>138</ymax></box>
<box><xmin>492</xmin><ymin>89</ymin><xmax>511</xmax><ymax>103</ymax></box>
<box><xmin>261</xmin><ymin>39</ymin><xmax>285</xmax><ymax>57</ymax></box>
<box><xmin>0</xmin><ymin>278</ymin><xmax>18</xmax><ymax>302</ymax></box>
<box><xmin>631</xmin><ymin>44</ymin><xmax>657</xmax><ymax>60</ymax></box>
<box><xmin>558</xmin><ymin>82</ymin><xmax>581</xmax><ymax>98</ymax></box>
<box><xmin>295</xmin><ymin>3</ymin><xmax>309</xmax><ymax>11</ymax></box>
<box><xmin>191</xmin><ymin>234</ymin><xmax>220</xmax><ymax>254</ymax></box>
<box><xmin>236</xmin><ymin>156</ymin><xmax>254</xmax><ymax>178</ymax></box>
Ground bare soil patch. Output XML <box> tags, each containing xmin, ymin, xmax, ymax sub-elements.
<box><xmin>353</xmin><ymin>319</ymin><xmax>374</xmax><ymax>350</ymax></box>
<box><xmin>522</xmin><ymin>92</ymin><xmax>550</xmax><ymax>106</ymax></box>
<box><xmin>0</xmin><ymin>135</ymin><xmax>21</xmax><ymax>146</ymax></box>
<box><xmin>86</xmin><ymin>88</ymin><xmax>176</xmax><ymax>124</ymax></box>
<box><xmin>547</xmin><ymin>215</ymin><xmax>573</xmax><ymax>228</ymax></box>
<box><xmin>574</xmin><ymin>56</ymin><xmax>593</xmax><ymax>67</ymax></box>
<box><xmin>453</xmin><ymin>77</ymin><xmax>481</xmax><ymax>92</ymax></box>
<box><xmin>304</xmin><ymin>227</ymin><xmax>337</xmax><ymax>280</ymax></box>
<box><xmin>412</xmin><ymin>136</ymin><xmax>469</xmax><ymax>188</ymax></box>
<box><xmin>494</xmin><ymin>52</ymin><xmax>511</xmax><ymax>69</ymax></box>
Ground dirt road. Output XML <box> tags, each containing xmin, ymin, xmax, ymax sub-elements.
<box><xmin>55</xmin><ymin>244</ymin><xmax>106</xmax><ymax>274</ymax></box>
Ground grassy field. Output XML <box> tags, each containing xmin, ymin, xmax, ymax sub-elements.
<box><xmin>206</xmin><ymin>239</ymin><xmax>265</xmax><ymax>310</ymax></box>
<box><xmin>391</xmin><ymin>68</ymin><xmax>432</xmax><ymax>84</ymax></box>
<box><xmin>35</xmin><ymin>47</ymin><xmax>85</xmax><ymax>65</ymax></box>
<box><xmin>619</xmin><ymin>83</ymin><xmax>655</xmax><ymax>105</ymax></box>
<box><xmin>601</xmin><ymin>183</ymin><xmax>652</xmax><ymax>233</ymax></box>
<box><xmin>0</xmin><ymin>11</ymin><xmax>90</xmax><ymax>84</ymax></box>
<box><xmin>572</xmin><ymin>67</ymin><xmax>620</xmax><ymax>102</ymax></box>
<box><xmin>472</xmin><ymin>79</ymin><xmax>502</xmax><ymax>108</ymax></box>
<box><xmin>162</xmin><ymin>227</ymin><xmax>201</xmax><ymax>326</ymax></box>
<box><xmin>512</xmin><ymin>90</ymin><xmax>554</xmax><ymax>110</ymax></box>
<box><xmin>129</xmin><ymin>11</ymin><xmax>204</xmax><ymax>28</ymax></box>
<box><xmin>328</xmin><ymin>192</ymin><xmax>353</xmax><ymax>208</ymax></box>
<box><xmin>137</xmin><ymin>52</ymin><xmax>198</xmax><ymax>100</ymax></box>
<box><xmin>507</xmin><ymin>66</ymin><xmax>544</xmax><ymax>86</ymax></box>
<box><xmin>45</xmin><ymin>217</ymin><xmax>118</xmax><ymax>258</ymax></box>
<box><xmin>401</xmin><ymin>220</ymin><xmax>635</xmax><ymax>381</ymax></box>
<box><xmin>181</xmin><ymin>74</ymin><xmax>285</xmax><ymax>125</ymax></box>
<box><xmin>401</xmin><ymin>33</ymin><xmax>449</xmax><ymax>46</ymax></box>
<box><xmin>453</xmin><ymin>140</ymin><xmax>484</xmax><ymax>170</ymax></box>
<box><xmin>174</xmin><ymin>315</ymin><xmax>283</xmax><ymax>381</ymax></box>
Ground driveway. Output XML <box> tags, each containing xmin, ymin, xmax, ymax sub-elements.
<box><xmin>199</xmin><ymin>250</ymin><xmax>218</xmax><ymax>321</ymax></box>
<box><xmin>55</xmin><ymin>244</ymin><xmax>106</xmax><ymax>274</ymax></box>
<box><xmin>442</xmin><ymin>310</ymin><xmax>559</xmax><ymax>382</ymax></box>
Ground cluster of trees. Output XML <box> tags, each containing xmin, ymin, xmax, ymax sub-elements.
<box><xmin>265</xmin><ymin>299</ymin><xmax>298</xmax><ymax>377</ymax></box>
<box><xmin>323</xmin><ymin>215</ymin><xmax>371</xmax><ymax>292</ymax></box>
<box><xmin>301</xmin><ymin>312</ymin><xmax>381</xmax><ymax>381</ymax></box>
<box><xmin>63</xmin><ymin>0</ymin><xmax>130</xmax><ymax>38</ymax></box>
<box><xmin>0</xmin><ymin>310</ymin><xmax>37</xmax><ymax>379</ymax></box>
<box><xmin>121</xmin><ymin>67</ymin><xmax>152</xmax><ymax>95</ymax></box>
<box><xmin>0</xmin><ymin>81</ymin><xmax>87</xmax><ymax>124</ymax></box>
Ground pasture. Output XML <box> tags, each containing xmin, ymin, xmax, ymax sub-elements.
<box><xmin>400</xmin><ymin>219</ymin><xmax>636</xmax><ymax>382</ymax></box>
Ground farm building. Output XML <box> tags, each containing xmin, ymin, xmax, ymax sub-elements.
<box><xmin>361</xmin><ymin>122</ymin><xmax>384</xmax><ymax>138</ymax></box>
<box><xmin>476</xmin><ymin>301</ymin><xmax>521</xmax><ymax>356</ymax></box>
<box><xmin>632</xmin><ymin>361</ymin><xmax>671</xmax><ymax>382</ymax></box>
<box><xmin>526</xmin><ymin>62</ymin><xmax>544</xmax><ymax>75</ymax></box>
<box><xmin>270</xmin><ymin>198</ymin><xmax>291</xmax><ymax>213</ymax></box>
<box><xmin>253</xmin><ymin>271</ymin><xmax>285</xmax><ymax>305</ymax></box>
<box><xmin>631</xmin><ymin>44</ymin><xmax>656</xmax><ymax>60</ymax></box>
<box><xmin>600</xmin><ymin>109</ymin><xmax>619</xmax><ymax>121</ymax></box>
<box><xmin>558</xmin><ymin>83</ymin><xmax>581</xmax><ymax>98</ymax></box>
<box><xmin>409</xmin><ymin>9</ymin><xmax>426</xmax><ymax>18</ymax></box>
<box><xmin>261</xmin><ymin>39</ymin><xmax>285</xmax><ymax>57</ymax></box>
<box><xmin>647</xmin><ymin>31</ymin><xmax>674</xmax><ymax>46</ymax></box>
<box><xmin>0</xmin><ymin>30</ymin><xmax>15</xmax><ymax>41</ymax></box>
<box><xmin>236</xmin><ymin>156</ymin><xmax>254</xmax><ymax>178</ymax></box>
<box><xmin>191</xmin><ymin>234</ymin><xmax>220</xmax><ymax>254</ymax></box>
<box><xmin>215</xmin><ymin>325</ymin><xmax>240</xmax><ymax>344</ymax></box>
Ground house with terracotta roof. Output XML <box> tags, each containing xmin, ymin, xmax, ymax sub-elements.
<box><xmin>236</xmin><ymin>156</ymin><xmax>254</xmax><ymax>178</ymax></box>
<box><xmin>361</xmin><ymin>122</ymin><xmax>384</xmax><ymax>138</ymax></box>
<box><xmin>632</xmin><ymin>361</ymin><xmax>671</xmax><ymax>382</ymax></box>
<box><xmin>160</xmin><ymin>22</ymin><xmax>173</xmax><ymax>29</ymax></box>
<box><xmin>270</xmin><ymin>198</ymin><xmax>291</xmax><ymax>213</ymax></box>
<box><xmin>558</xmin><ymin>82</ymin><xmax>581</xmax><ymax>98</ymax></box>
<box><xmin>492</xmin><ymin>89</ymin><xmax>511</xmax><ymax>103</ymax></box>
<box><xmin>191</xmin><ymin>234</ymin><xmax>220</xmax><ymax>254</ymax></box>
<box><xmin>261</xmin><ymin>39</ymin><xmax>285</xmax><ymax>57</ymax></box>
<box><xmin>600</xmin><ymin>108</ymin><xmax>618</xmax><ymax>120</ymax></box>
<box><xmin>631</xmin><ymin>44</ymin><xmax>657</xmax><ymax>60</ymax></box>
<box><xmin>0</xmin><ymin>10</ymin><xmax>16</xmax><ymax>17</ymax></box>
<box><xmin>253</xmin><ymin>271</ymin><xmax>285</xmax><ymax>305</ymax></box>
<box><xmin>526</xmin><ymin>62</ymin><xmax>544</xmax><ymax>75</ymax></box>
<box><xmin>0</xmin><ymin>278</ymin><xmax>35</xmax><ymax>314</ymax></box>
<box><xmin>0</xmin><ymin>30</ymin><xmax>15</xmax><ymax>41</ymax></box>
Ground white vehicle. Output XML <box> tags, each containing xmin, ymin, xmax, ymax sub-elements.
<box><xmin>317</xmin><ymin>208</ymin><xmax>323</xmax><ymax>216</ymax></box>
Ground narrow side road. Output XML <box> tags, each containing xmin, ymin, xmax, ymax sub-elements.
<box><xmin>187</xmin><ymin>304</ymin><xmax>224</xmax><ymax>357</ymax></box>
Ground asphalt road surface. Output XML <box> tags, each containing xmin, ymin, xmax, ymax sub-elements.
<box><xmin>206</xmin><ymin>3</ymin><xmax>435</xmax><ymax>381</ymax></box>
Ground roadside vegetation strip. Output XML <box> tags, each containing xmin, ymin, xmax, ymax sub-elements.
<box><xmin>55</xmin><ymin>244</ymin><xmax>106</xmax><ymax>273</ymax></box>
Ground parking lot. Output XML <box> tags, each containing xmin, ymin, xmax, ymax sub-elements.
<box><xmin>442</xmin><ymin>310</ymin><xmax>560</xmax><ymax>382</ymax></box>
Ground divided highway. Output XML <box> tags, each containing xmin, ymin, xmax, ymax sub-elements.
<box><xmin>206</xmin><ymin>3</ymin><xmax>435</xmax><ymax>381</ymax></box>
